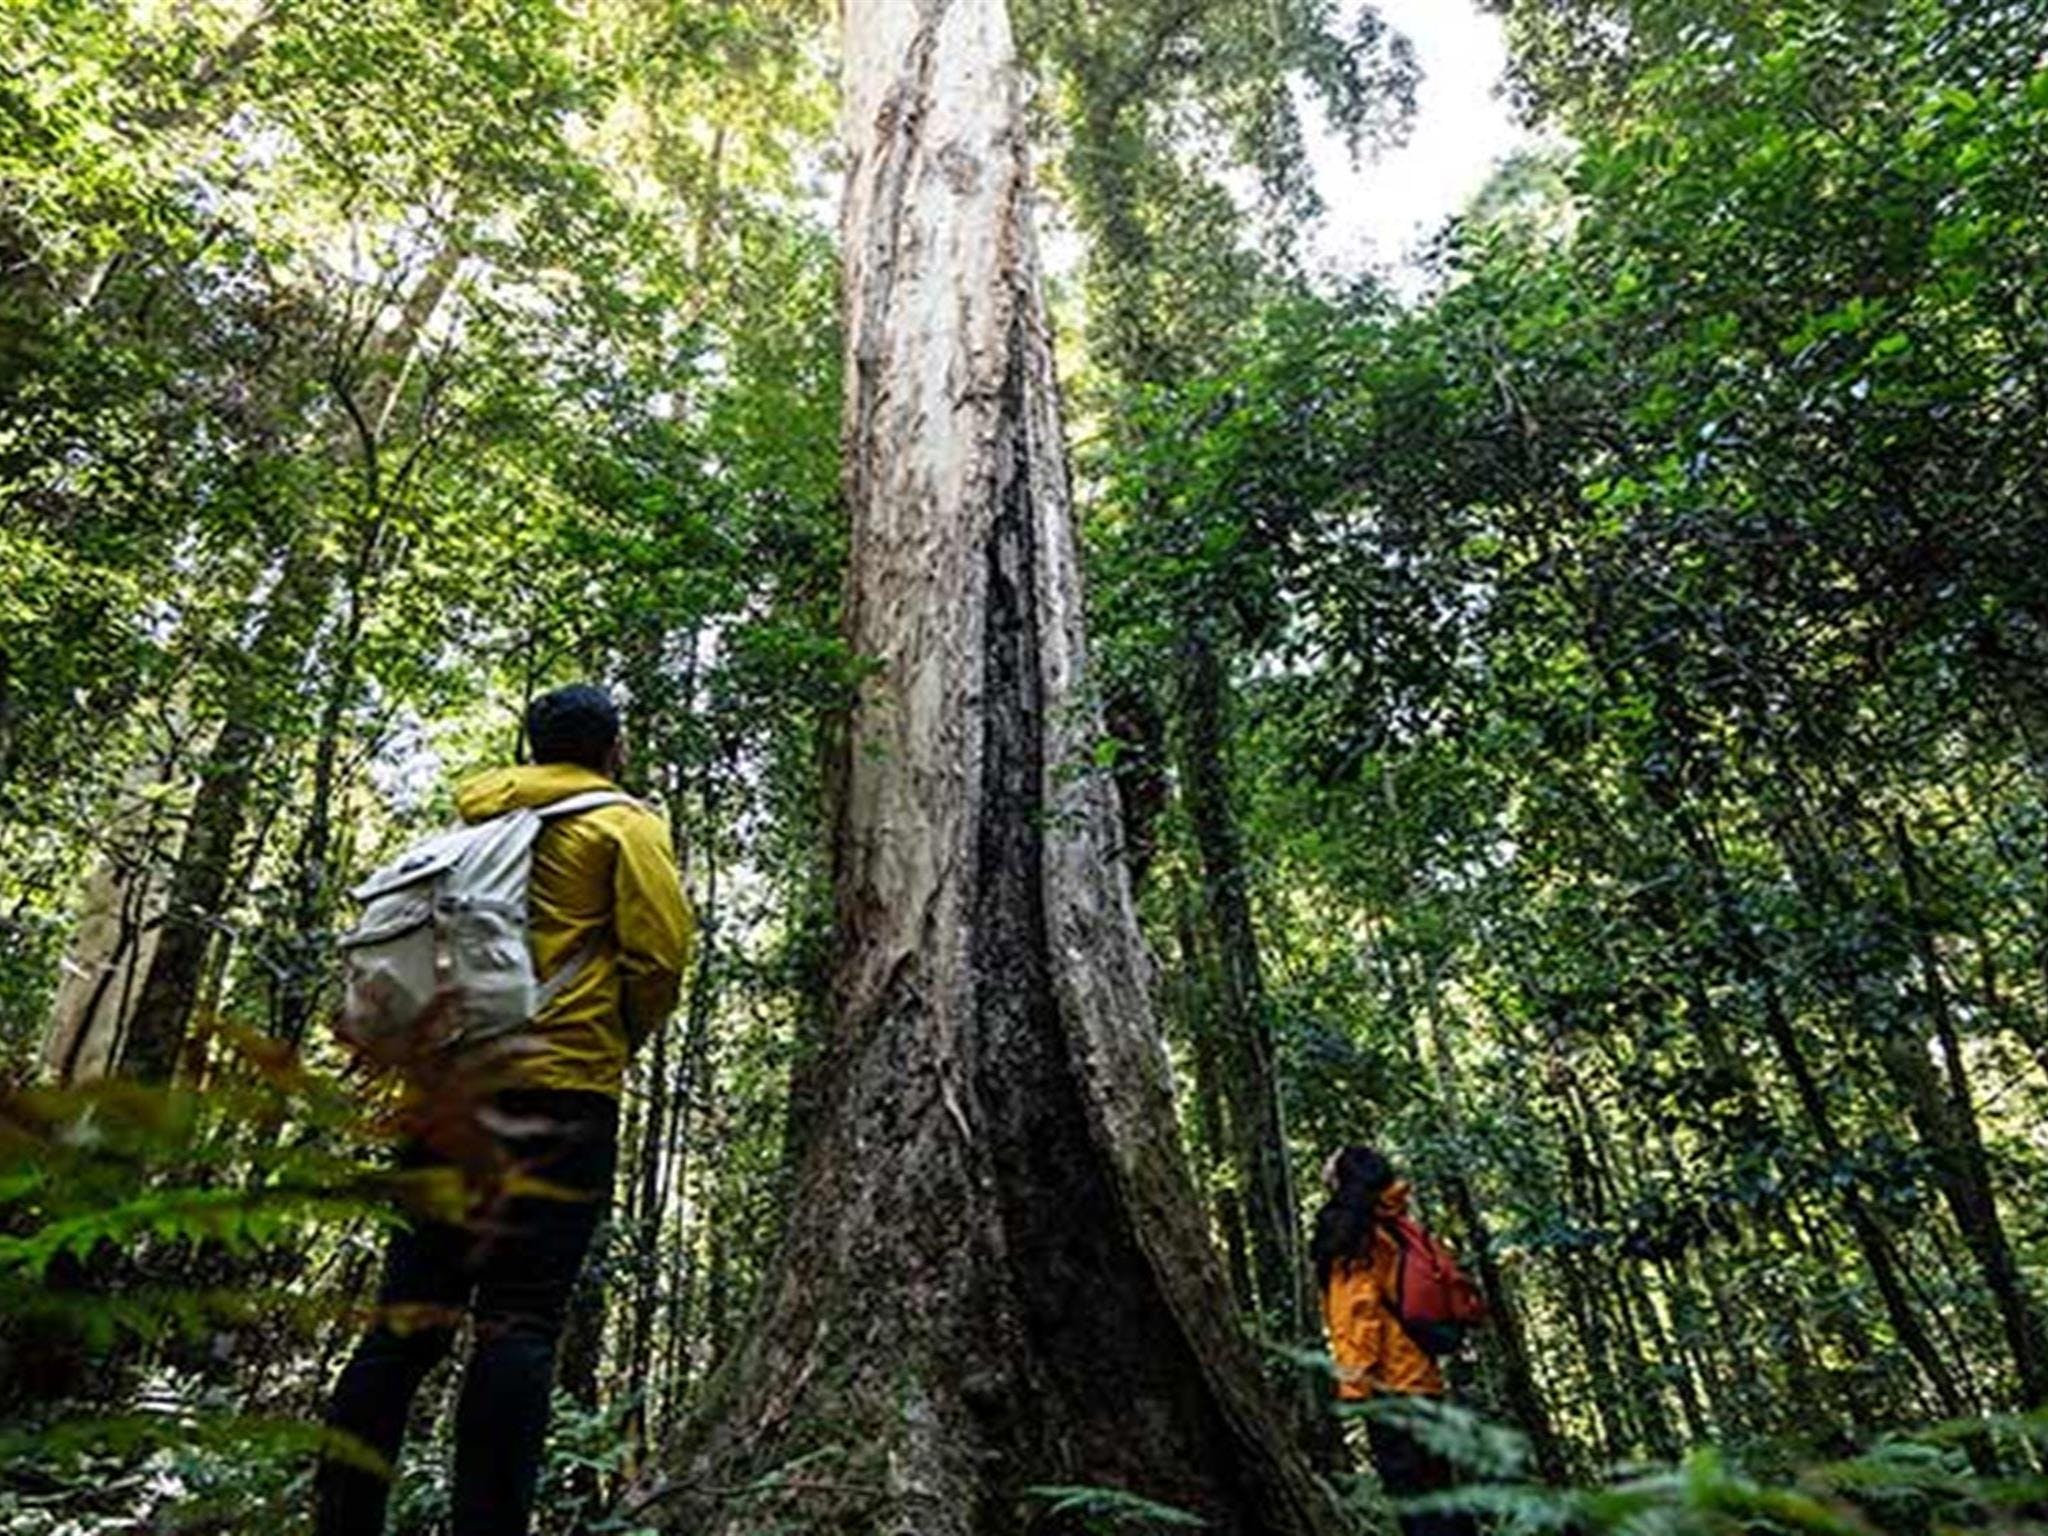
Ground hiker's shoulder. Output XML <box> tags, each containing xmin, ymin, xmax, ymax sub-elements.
<box><xmin>584</xmin><ymin>791</ymin><xmax>670</xmax><ymax>843</ymax></box>
<box><xmin>454</xmin><ymin>762</ymin><xmax>619</xmax><ymax>821</ymax></box>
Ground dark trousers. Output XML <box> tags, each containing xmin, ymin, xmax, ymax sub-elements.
<box><xmin>315</xmin><ymin>1089</ymin><xmax>618</xmax><ymax>1536</ymax></box>
<box><xmin>1368</xmin><ymin>1416</ymin><xmax>1480</xmax><ymax>1536</ymax></box>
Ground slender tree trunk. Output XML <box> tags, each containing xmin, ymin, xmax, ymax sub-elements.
<box><xmin>1603</xmin><ymin>1126</ymin><xmax>1709</xmax><ymax>1446</ymax></box>
<box><xmin>629</xmin><ymin>761</ymin><xmax>714</xmax><ymax>1452</ymax></box>
<box><xmin>1645</xmin><ymin>889</ymin><xmax>1887</xmax><ymax>1436</ymax></box>
<box><xmin>1175</xmin><ymin>879</ymin><xmax>1254</xmax><ymax>1309</ymax></box>
<box><xmin>628</xmin><ymin>993</ymin><xmax>672</xmax><ymax>1378</ymax></box>
<box><xmin>1572</xmin><ymin>1081</ymin><xmax>1681</xmax><ymax>1459</ymax></box>
<box><xmin>272</xmin><ymin>548</ymin><xmax>368</xmax><ymax>1047</ymax></box>
<box><xmin>42</xmin><ymin>755</ymin><xmax>179</xmax><ymax>1082</ymax></box>
<box><xmin>1612</xmin><ymin>1265</ymin><xmax>1681</xmax><ymax>1459</ymax></box>
<box><xmin>1548</xmin><ymin>1079</ymin><xmax>1645</xmax><ymax>1457</ymax></box>
<box><xmin>1410</xmin><ymin>956</ymin><xmax>1566</xmax><ymax>1481</ymax></box>
<box><xmin>1743</xmin><ymin>931</ymin><xmax>1972</xmax><ymax>1419</ymax></box>
<box><xmin>661</xmin><ymin>1085</ymin><xmax>707</xmax><ymax>1431</ymax></box>
<box><xmin>1641</xmin><ymin>781</ymin><xmax>1975</xmax><ymax>1420</ymax></box>
<box><xmin>649</xmin><ymin>5</ymin><xmax>1342</xmax><ymax>1528</ymax></box>
<box><xmin>1557</xmin><ymin>1251</ymin><xmax>1630</xmax><ymax>1461</ymax></box>
<box><xmin>1757</xmin><ymin>781</ymin><xmax>2046</xmax><ymax>1409</ymax></box>
<box><xmin>701</xmin><ymin>1182</ymin><xmax>735</xmax><ymax>1374</ymax></box>
<box><xmin>1652</xmin><ymin>1254</ymin><xmax>1723</xmax><ymax>1442</ymax></box>
<box><xmin>560</xmin><ymin>1251</ymin><xmax>610</xmax><ymax>1412</ymax></box>
<box><xmin>1746</xmin><ymin>707</ymin><xmax>2048</xmax><ymax>1408</ymax></box>
<box><xmin>120</xmin><ymin>545</ymin><xmax>327</xmax><ymax>1082</ymax></box>
<box><xmin>113</xmin><ymin>229</ymin><xmax>459</xmax><ymax>1081</ymax></box>
<box><xmin>1178</xmin><ymin>621</ymin><xmax>1308</xmax><ymax>1339</ymax></box>
<box><xmin>1890</xmin><ymin>817</ymin><xmax>2048</xmax><ymax>1405</ymax></box>
<box><xmin>659</xmin><ymin>767</ymin><xmax>722</xmax><ymax>1436</ymax></box>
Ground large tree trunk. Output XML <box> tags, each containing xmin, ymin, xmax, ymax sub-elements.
<box><xmin>650</xmin><ymin>3</ymin><xmax>1340</xmax><ymax>1530</ymax></box>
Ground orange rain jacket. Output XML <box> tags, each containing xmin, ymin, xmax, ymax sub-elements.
<box><xmin>1320</xmin><ymin>1180</ymin><xmax>1447</xmax><ymax>1400</ymax></box>
<box><xmin>452</xmin><ymin>763</ymin><xmax>693</xmax><ymax>1097</ymax></box>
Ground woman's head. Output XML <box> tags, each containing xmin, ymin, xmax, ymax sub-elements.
<box><xmin>1309</xmin><ymin>1145</ymin><xmax>1397</xmax><ymax>1290</ymax></box>
<box><xmin>1321</xmin><ymin>1145</ymin><xmax>1393</xmax><ymax>1199</ymax></box>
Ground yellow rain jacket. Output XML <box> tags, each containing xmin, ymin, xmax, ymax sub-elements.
<box><xmin>452</xmin><ymin>762</ymin><xmax>693</xmax><ymax>1097</ymax></box>
<box><xmin>1321</xmin><ymin>1180</ymin><xmax>1446</xmax><ymax>1400</ymax></box>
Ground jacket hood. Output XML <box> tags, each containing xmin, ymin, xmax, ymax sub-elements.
<box><xmin>455</xmin><ymin>762</ymin><xmax>618</xmax><ymax>823</ymax></box>
<box><xmin>1376</xmin><ymin>1179</ymin><xmax>1413</xmax><ymax>1218</ymax></box>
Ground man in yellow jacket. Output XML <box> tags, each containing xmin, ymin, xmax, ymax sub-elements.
<box><xmin>317</xmin><ymin>684</ymin><xmax>692</xmax><ymax>1536</ymax></box>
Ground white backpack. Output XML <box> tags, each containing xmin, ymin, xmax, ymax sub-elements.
<box><xmin>338</xmin><ymin>789</ymin><xmax>631</xmax><ymax>1053</ymax></box>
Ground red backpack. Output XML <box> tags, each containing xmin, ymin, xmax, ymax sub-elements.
<box><xmin>1383</xmin><ymin>1213</ymin><xmax>1489</xmax><ymax>1356</ymax></box>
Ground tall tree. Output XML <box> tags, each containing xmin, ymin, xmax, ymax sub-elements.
<box><xmin>654</xmin><ymin>0</ymin><xmax>1341</xmax><ymax>1528</ymax></box>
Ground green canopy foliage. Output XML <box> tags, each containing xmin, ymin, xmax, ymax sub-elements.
<box><xmin>1090</xmin><ymin>0</ymin><xmax>2048</xmax><ymax>1462</ymax></box>
<box><xmin>6</xmin><ymin>0</ymin><xmax>2048</xmax><ymax>1528</ymax></box>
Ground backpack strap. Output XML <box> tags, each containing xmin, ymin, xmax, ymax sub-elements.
<box><xmin>528</xmin><ymin>789</ymin><xmax>638</xmax><ymax>1012</ymax></box>
<box><xmin>535</xmin><ymin>933</ymin><xmax>602</xmax><ymax>1012</ymax></box>
<box><xmin>1381</xmin><ymin>1215</ymin><xmax>1413</xmax><ymax>1320</ymax></box>
<box><xmin>534</xmin><ymin>788</ymin><xmax>637</xmax><ymax>821</ymax></box>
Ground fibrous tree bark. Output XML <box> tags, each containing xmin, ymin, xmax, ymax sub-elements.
<box><xmin>652</xmin><ymin>1</ymin><xmax>1342</xmax><ymax>1530</ymax></box>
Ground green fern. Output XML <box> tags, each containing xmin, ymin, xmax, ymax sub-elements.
<box><xmin>0</xmin><ymin>1409</ymin><xmax>383</xmax><ymax>1477</ymax></box>
<box><xmin>1023</xmin><ymin>1482</ymin><xmax>1211</xmax><ymax>1531</ymax></box>
<box><xmin>0</xmin><ymin>1032</ymin><xmax>451</xmax><ymax>1532</ymax></box>
<box><xmin>1346</xmin><ymin>1394</ymin><xmax>1534</xmax><ymax>1481</ymax></box>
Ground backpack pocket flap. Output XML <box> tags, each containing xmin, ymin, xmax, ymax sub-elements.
<box><xmin>340</xmin><ymin>893</ymin><xmax>436</xmax><ymax>949</ymax></box>
<box><xmin>350</xmin><ymin>837</ymin><xmax>466</xmax><ymax>902</ymax></box>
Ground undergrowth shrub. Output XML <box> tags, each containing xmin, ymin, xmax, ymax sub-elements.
<box><xmin>1355</xmin><ymin>1396</ymin><xmax>2048</xmax><ymax>1536</ymax></box>
<box><xmin>7</xmin><ymin>1045</ymin><xmax>2047</xmax><ymax>1535</ymax></box>
<box><xmin>0</xmin><ymin>1027</ymin><xmax>507</xmax><ymax>1533</ymax></box>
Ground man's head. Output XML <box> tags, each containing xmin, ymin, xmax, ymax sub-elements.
<box><xmin>525</xmin><ymin>684</ymin><xmax>625</xmax><ymax>778</ymax></box>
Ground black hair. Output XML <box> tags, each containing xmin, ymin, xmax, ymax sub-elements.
<box><xmin>1309</xmin><ymin>1145</ymin><xmax>1395</xmax><ymax>1292</ymax></box>
<box><xmin>524</xmin><ymin>684</ymin><xmax>621</xmax><ymax>773</ymax></box>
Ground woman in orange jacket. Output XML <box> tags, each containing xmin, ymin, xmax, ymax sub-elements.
<box><xmin>1311</xmin><ymin>1145</ymin><xmax>1475</xmax><ymax>1536</ymax></box>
